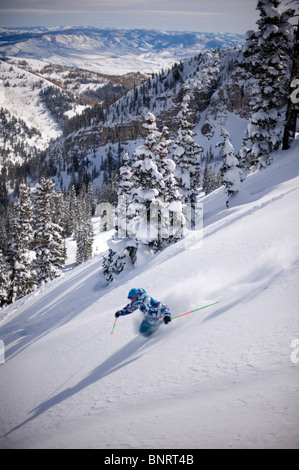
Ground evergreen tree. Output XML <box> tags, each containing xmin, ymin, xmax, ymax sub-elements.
<box><xmin>61</xmin><ymin>189</ymin><xmax>75</xmax><ymax>238</ymax></box>
<box><xmin>129</xmin><ymin>112</ymin><xmax>164</xmax><ymax>246</ymax></box>
<box><xmin>0</xmin><ymin>250</ymin><xmax>9</xmax><ymax>307</ymax></box>
<box><xmin>173</xmin><ymin>93</ymin><xmax>202</xmax><ymax>203</ymax></box>
<box><xmin>202</xmin><ymin>162</ymin><xmax>219</xmax><ymax>195</ymax></box>
<box><xmin>131</xmin><ymin>112</ymin><xmax>163</xmax><ymax>205</ymax></box>
<box><xmin>75</xmin><ymin>186</ymin><xmax>94</xmax><ymax>265</ymax></box>
<box><xmin>239</xmin><ymin>130</ymin><xmax>251</xmax><ymax>171</ymax></box>
<box><xmin>103</xmin><ymin>151</ymin><xmax>137</xmax><ymax>274</ymax></box>
<box><xmin>155</xmin><ymin>126</ymin><xmax>185</xmax><ymax>241</ymax></box>
<box><xmin>173</xmin><ymin>92</ymin><xmax>203</xmax><ymax>226</ymax></box>
<box><xmin>68</xmin><ymin>185</ymin><xmax>78</xmax><ymax>236</ymax></box>
<box><xmin>240</xmin><ymin>0</ymin><xmax>295</xmax><ymax>168</ymax></box>
<box><xmin>87</xmin><ymin>181</ymin><xmax>96</xmax><ymax>216</ymax></box>
<box><xmin>0</xmin><ymin>171</ymin><xmax>8</xmax><ymax>218</ymax></box>
<box><xmin>32</xmin><ymin>177</ymin><xmax>66</xmax><ymax>284</ymax></box>
<box><xmin>119</xmin><ymin>153</ymin><xmax>134</xmax><ymax>197</ymax></box>
<box><xmin>102</xmin><ymin>245</ymin><xmax>126</xmax><ymax>285</ymax></box>
<box><xmin>103</xmin><ymin>109</ymin><xmax>190</xmax><ymax>283</ymax></box>
<box><xmin>101</xmin><ymin>152</ymin><xmax>133</xmax><ymax>283</ymax></box>
<box><xmin>102</xmin><ymin>113</ymin><xmax>184</xmax><ymax>283</ymax></box>
<box><xmin>156</xmin><ymin>126</ymin><xmax>179</xmax><ymax>203</ymax></box>
<box><xmin>7</xmin><ymin>183</ymin><xmax>35</xmax><ymax>303</ymax></box>
<box><xmin>0</xmin><ymin>210</ymin><xmax>9</xmax><ymax>257</ymax></box>
<box><xmin>219</xmin><ymin>128</ymin><xmax>242</xmax><ymax>207</ymax></box>
<box><xmin>117</xmin><ymin>152</ymin><xmax>134</xmax><ymax>240</ymax></box>
<box><xmin>52</xmin><ymin>190</ymin><xmax>67</xmax><ymax>236</ymax></box>
<box><xmin>76</xmin><ymin>218</ymin><xmax>94</xmax><ymax>265</ymax></box>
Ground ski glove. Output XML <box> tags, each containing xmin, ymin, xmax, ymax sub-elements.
<box><xmin>164</xmin><ymin>316</ymin><xmax>171</xmax><ymax>325</ymax></box>
<box><xmin>115</xmin><ymin>311</ymin><xmax>121</xmax><ymax>318</ymax></box>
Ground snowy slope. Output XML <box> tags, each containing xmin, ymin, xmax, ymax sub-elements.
<box><xmin>0</xmin><ymin>59</ymin><xmax>62</xmax><ymax>157</ymax></box>
<box><xmin>0</xmin><ymin>140</ymin><xmax>299</xmax><ymax>449</ymax></box>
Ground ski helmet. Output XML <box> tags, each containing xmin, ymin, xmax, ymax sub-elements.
<box><xmin>128</xmin><ymin>288</ymin><xmax>139</xmax><ymax>299</ymax></box>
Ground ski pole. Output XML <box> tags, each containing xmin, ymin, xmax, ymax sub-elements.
<box><xmin>172</xmin><ymin>300</ymin><xmax>222</xmax><ymax>320</ymax></box>
<box><xmin>111</xmin><ymin>317</ymin><xmax>117</xmax><ymax>335</ymax></box>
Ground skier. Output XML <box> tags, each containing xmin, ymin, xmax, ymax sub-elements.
<box><xmin>115</xmin><ymin>288</ymin><xmax>171</xmax><ymax>337</ymax></box>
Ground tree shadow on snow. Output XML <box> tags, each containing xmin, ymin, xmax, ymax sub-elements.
<box><xmin>2</xmin><ymin>335</ymin><xmax>147</xmax><ymax>442</ymax></box>
<box><xmin>1</xmin><ymin>261</ymin><xmax>102</xmax><ymax>362</ymax></box>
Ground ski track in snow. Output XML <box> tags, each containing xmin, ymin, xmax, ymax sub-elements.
<box><xmin>0</xmin><ymin>141</ymin><xmax>299</xmax><ymax>448</ymax></box>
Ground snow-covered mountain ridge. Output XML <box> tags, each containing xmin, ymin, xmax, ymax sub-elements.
<box><xmin>0</xmin><ymin>26</ymin><xmax>244</xmax><ymax>75</ymax></box>
<box><xmin>0</xmin><ymin>138</ymin><xmax>298</xmax><ymax>449</ymax></box>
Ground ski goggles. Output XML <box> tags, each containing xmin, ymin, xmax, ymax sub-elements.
<box><xmin>129</xmin><ymin>293</ymin><xmax>139</xmax><ymax>302</ymax></box>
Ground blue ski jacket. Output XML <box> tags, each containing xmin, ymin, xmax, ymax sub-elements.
<box><xmin>118</xmin><ymin>289</ymin><xmax>171</xmax><ymax>325</ymax></box>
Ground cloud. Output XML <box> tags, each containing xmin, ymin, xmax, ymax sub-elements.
<box><xmin>0</xmin><ymin>0</ymin><xmax>256</xmax><ymax>12</ymax></box>
<box><xmin>0</xmin><ymin>0</ymin><xmax>162</xmax><ymax>7</ymax></box>
<box><xmin>0</xmin><ymin>0</ymin><xmax>259</xmax><ymax>33</ymax></box>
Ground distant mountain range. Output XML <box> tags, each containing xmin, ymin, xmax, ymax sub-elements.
<box><xmin>0</xmin><ymin>26</ymin><xmax>244</xmax><ymax>75</ymax></box>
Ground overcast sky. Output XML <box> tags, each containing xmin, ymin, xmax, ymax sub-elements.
<box><xmin>0</xmin><ymin>0</ymin><xmax>264</xmax><ymax>33</ymax></box>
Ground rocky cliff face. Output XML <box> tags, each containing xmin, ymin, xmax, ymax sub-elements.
<box><xmin>99</xmin><ymin>121</ymin><xmax>146</xmax><ymax>145</ymax></box>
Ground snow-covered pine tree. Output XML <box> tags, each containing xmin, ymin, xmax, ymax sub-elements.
<box><xmin>76</xmin><ymin>226</ymin><xmax>85</xmax><ymax>265</ymax></box>
<box><xmin>174</xmin><ymin>92</ymin><xmax>203</xmax><ymax>204</ymax></box>
<box><xmin>60</xmin><ymin>191</ymin><xmax>73</xmax><ymax>238</ymax></box>
<box><xmin>0</xmin><ymin>250</ymin><xmax>9</xmax><ymax>307</ymax></box>
<box><xmin>76</xmin><ymin>218</ymin><xmax>93</xmax><ymax>265</ymax></box>
<box><xmin>218</xmin><ymin>128</ymin><xmax>242</xmax><ymax>207</ymax></box>
<box><xmin>0</xmin><ymin>213</ymin><xmax>8</xmax><ymax>256</ymax></box>
<box><xmin>75</xmin><ymin>186</ymin><xmax>94</xmax><ymax>265</ymax></box>
<box><xmin>102</xmin><ymin>151</ymin><xmax>136</xmax><ymax>284</ymax></box>
<box><xmin>64</xmin><ymin>185</ymin><xmax>78</xmax><ymax>238</ymax></box>
<box><xmin>76</xmin><ymin>186</ymin><xmax>85</xmax><ymax>265</ymax></box>
<box><xmin>129</xmin><ymin>112</ymin><xmax>165</xmax><ymax>249</ymax></box>
<box><xmin>87</xmin><ymin>181</ymin><xmax>96</xmax><ymax>216</ymax></box>
<box><xmin>117</xmin><ymin>151</ymin><xmax>138</xmax><ymax>262</ymax></box>
<box><xmin>131</xmin><ymin>112</ymin><xmax>162</xmax><ymax>206</ymax></box>
<box><xmin>239</xmin><ymin>130</ymin><xmax>251</xmax><ymax>172</ymax></box>
<box><xmin>173</xmin><ymin>92</ymin><xmax>203</xmax><ymax>226</ymax></box>
<box><xmin>155</xmin><ymin>126</ymin><xmax>176</xmax><ymax>202</ymax></box>
<box><xmin>32</xmin><ymin>177</ymin><xmax>66</xmax><ymax>284</ymax></box>
<box><xmin>202</xmin><ymin>161</ymin><xmax>219</xmax><ymax>195</ymax></box>
<box><xmin>52</xmin><ymin>190</ymin><xmax>68</xmax><ymax>238</ymax></box>
<box><xmin>7</xmin><ymin>183</ymin><xmax>35</xmax><ymax>303</ymax></box>
<box><xmin>240</xmin><ymin>0</ymin><xmax>295</xmax><ymax>168</ymax></box>
<box><xmin>102</xmin><ymin>243</ymin><xmax>126</xmax><ymax>285</ymax></box>
<box><xmin>117</xmin><ymin>152</ymin><xmax>134</xmax><ymax>238</ymax></box>
<box><xmin>103</xmin><ymin>111</ymin><xmax>184</xmax><ymax>283</ymax></box>
<box><xmin>155</xmin><ymin>126</ymin><xmax>185</xmax><ymax>242</ymax></box>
